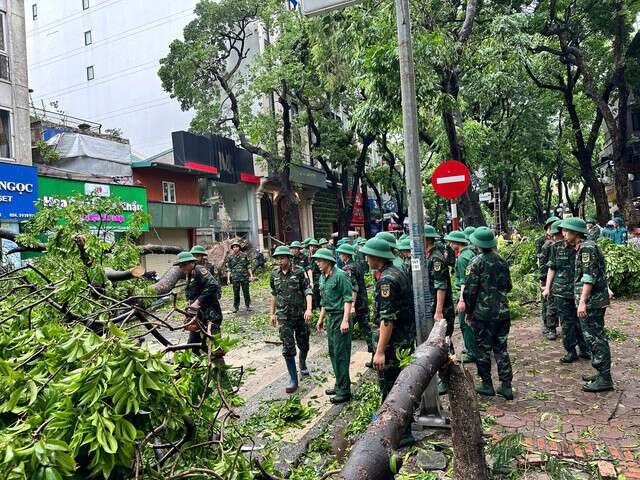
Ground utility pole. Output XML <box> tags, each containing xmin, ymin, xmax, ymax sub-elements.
<box><xmin>394</xmin><ymin>0</ymin><xmax>447</xmax><ymax>427</ymax></box>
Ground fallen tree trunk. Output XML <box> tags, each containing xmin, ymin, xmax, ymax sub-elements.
<box><xmin>105</xmin><ymin>266</ymin><xmax>146</xmax><ymax>282</ymax></box>
<box><xmin>150</xmin><ymin>266</ymin><xmax>185</xmax><ymax>295</ymax></box>
<box><xmin>139</xmin><ymin>245</ymin><xmax>183</xmax><ymax>255</ymax></box>
<box><xmin>0</xmin><ymin>228</ymin><xmax>46</xmax><ymax>254</ymax></box>
<box><xmin>339</xmin><ymin>320</ymin><xmax>449</xmax><ymax>480</ymax></box>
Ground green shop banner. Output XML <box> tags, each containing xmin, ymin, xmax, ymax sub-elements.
<box><xmin>38</xmin><ymin>177</ymin><xmax>149</xmax><ymax>231</ymax></box>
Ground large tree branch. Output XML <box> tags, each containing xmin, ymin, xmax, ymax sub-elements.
<box><xmin>523</xmin><ymin>62</ymin><xmax>565</xmax><ymax>92</ymax></box>
<box><xmin>458</xmin><ymin>0</ymin><xmax>479</xmax><ymax>43</ymax></box>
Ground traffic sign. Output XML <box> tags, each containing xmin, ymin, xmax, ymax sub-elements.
<box><xmin>301</xmin><ymin>0</ymin><xmax>362</xmax><ymax>16</ymax></box>
<box><xmin>431</xmin><ymin>160</ymin><xmax>471</xmax><ymax>200</ymax></box>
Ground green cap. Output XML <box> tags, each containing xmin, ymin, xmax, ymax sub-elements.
<box><xmin>311</xmin><ymin>247</ymin><xmax>336</xmax><ymax>263</ymax></box>
<box><xmin>463</xmin><ymin>226</ymin><xmax>476</xmax><ymax>239</ymax></box>
<box><xmin>560</xmin><ymin>217</ymin><xmax>588</xmax><ymax>235</ymax></box>
<box><xmin>544</xmin><ymin>216</ymin><xmax>561</xmax><ymax>228</ymax></box>
<box><xmin>307</xmin><ymin>239</ymin><xmax>319</xmax><ymax>247</ymax></box>
<box><xmin>273</xmin><ymin>245</ymin><xmax>293</xmax><ymax>257</ymax></box>
<box><xmin>397</xmin><ymin>239</ymin><xmax>411</xmax><ymax>251</ymax></box>
<box><xmin>190</xmin><ymin>245</ymin><xmax>207</xmax><ymax>255</ymax></box>
<box><xmin>318</xmin><ymin>238</ymin><xmax>329</xmax><ymax>245</ymax></box>
<box><xmin>290</xmin><ymin>241</ymin><xmax>303</xmax><ymax>248</ymax></box>
<box><xmin>423</xmin><ymin>225</ymin><xmax>439</xmax><ymax>239</ymax></box>
<box><xmin>399</xmin><ymin>233</ymin><xmax>409</xmax><ymax>241</ymax></box>
<box><xmin>550</xmin><ymin>220</ymin><xmax>562</xmax><ymax>235</ymax></box>
<box><xmin>359</xmin><ymin>238</ymin><xmax>396</xmax><ymax>260</ymax></box>
<box><xmin>173</xmin><ymin>251</ymin><xmax>198</xmax><ymax>265</ymax></box>
<box><xmin>337</xmin><ymin>244</ymin><xmax>355</xmax><ymax>256</ymax></box>
<box><xmin>443</xmin><ymin>231</ymin><xmax>468</xmax><ymax>244</ymax></box>
<box><xmin>231</xmin><ymin>239</ymin><xmax>241</xmax><ymax>248</ymax></box>
<box><xmin>376</xmin><ymin>231</ymin><xmax>397</xmax><ymax>249</ymax></box>
<box><xmin>470</xmin><ymin>227</ymin><xmax>497</xmax><ymax>249</ymax></box>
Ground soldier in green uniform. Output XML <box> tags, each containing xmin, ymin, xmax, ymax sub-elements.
<box><xmin>560</xmin><ymin>218</ymin><xmax>614</xmax><ymax>392</ymax></box>
<box><xmin>444</xmin><ymin>230</ymin><xmax>477</xmax><ymax>363</ymax></box>
<box><xmin>585</xmin><ymin>217</ymin><xmax>601</xmax><ymax>242</ymax></box>
<box><xmin>318</xmin><ymin>238</ymin><xmax>330</xmax><ymax>250</ymax></box>
<box><xmin>174</xmin><ymin>251</ymin><xmax>222</xmax><ymax>352</ymax></box>
<box><xmin>225</xmin><ymin>240</ymin><xmax>255</xmax><ymax>312</ymax></box>
<box><xmin>463</xmin><ymin>227</ymin><xmax>514</xmax><ymax>400</ymax></box>
<box><xmin>337</xmin><ymin>243</ymin><xmax>373</xmax><ymax>356</ymax></box>
<box><xmin>290</xmin><ymin>241</ymin><xmax>313</xmax><ymax>285</ymax></box>
<box><xmin>307</xmin><ymin>239</ymin><xmax>322</xmax><ymax>309</ymax></box>
<box><xmin>359</xmin><ymin>238</ymin><xmax>415</xmax><ymax>400</ymax></box>
<box><xmin>544</xmin><ymin>220</ymin><xmax>589</xmax><ymax>362</ymax></box>
<box><xmin>396</xmin><ymin>239</ymin><xmax>412</xmax><ymax>274</ymax></box>
<box><xmin>191</xmin><ymin>245</ymin><xmax>222</xmax><ymax>300</ymax></box>
<box><xmin>314</xmin><ymin>248</ymin><xmax>354</xmax><ymax>404</ymax></box>
<box><xmin>540</xmin><ymin>222</ymin><xmax>562</xmax><ymax>340</ymax></box>
<box><xmin>270</xmin><ymin>246</ymin><xmax>313</xmax><ymax>394</ymax></box>
<box><xmin>536</xmin><ymin>216</ymin><xmax>561</xmax><ymax>338</ymax></box>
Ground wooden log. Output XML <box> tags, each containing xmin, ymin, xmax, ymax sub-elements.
<box><xmin>104</xmin><ymin>266</ymin><xmax>146</xmax><ymax>282</ymax></box>
<box><xmin>139</xmin><ymin>244</ymin><xmax>183</xmax><ymax>255</ymax></box>
<box><xmin>150</xmin><ymin>266</ymin><xmax>185</xmax><ymax>295</ymax></box>
<box><xmin>442</xmin><ymin>361</ymin><xmax>488</xmax><ymax>480</ymax></box>
<box><xmin>339</xmin><ymin>319</ymin><xmax>449</xmax><ymax>480</ymax></box>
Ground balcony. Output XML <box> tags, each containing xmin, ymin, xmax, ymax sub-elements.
<box><xmin>148</xmin><ymin>202</ymin><xmax>251</xmax><ymax>231</ymax></box>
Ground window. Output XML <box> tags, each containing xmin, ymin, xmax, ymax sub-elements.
<box><xmin>84</xmin><ymin>30</ymin><xmax>92</xmax><ymax>45</ymax></box>
<box><xmin>82</xmin><ymin>0</ymin><xmax>89</xmax><ymax>10</ymax></box>
<box><xmin>0</xmin><ymin>13</ymin><xmax>8</xmax><ymax>81</ymax></box>
<box><xmin>32</xmin><ymin>4</ymin><xmax>37</xmax><ymax>20</ymax></box>
<box><xmin>86</xmin><ymin>65</ymin><xmax>94</xmax><ymax>81</ymax></box>
<box><xmin>162</xmin><ymin>181</ymin><xmax>176</xmax><ymax>203</ymax></box>
<box><xmin>0</xmin><ymin>109</ymin><xmax>12</xmax><ymax>159</ymax></box>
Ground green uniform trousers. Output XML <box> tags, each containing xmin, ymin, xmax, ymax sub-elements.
<box><xmin>555</xmin><ymin>296</ymin><xmax>588</xmax><ymax>355</ymax></box>
<box><xmin>580</xmin><ymin>308</ymin><xmax>612</xmax><ymax>377</ymax></box>
<box><xmin>232</xmin><ymin>280</ymin><xmax>251</xmax><ymax>309</ymax></box>
<box><xmin>326</xmin><ymin>311</ymin><xmax>352</xmax><ymax>396</ymax></box>
<box><xmin>458</xmin><ymin>310</ymin><xmax>477</xmax><ymax>360</ymax></box>
<box><xmin>541</xmin><ymin>292</ymin><xmax>559</xmax><ymax>332</ymax></box>
<box><xmin>472</xmin><ymin>319</ymin><xmax>513</xmax><ymax>384</ymax></box>
<box><xmin>278</xmin><ymin>314</ymin><xmax>310</xmax><ymax>358</ymax></box>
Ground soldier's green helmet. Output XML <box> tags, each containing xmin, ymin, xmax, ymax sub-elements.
<box><xmin>303</xmin><ymin>238</ymin><xmax>312</xmax><ymax>247</ymax></box>
<box><xmin>423</xmin><ymin>225</ymin><xmax>439</xmax><ymax>239</ymax></box>
<box><xmin>444</xmin><ymin>231</ymin><xmax>468</xmax><ymax>244</ymax></box>
<box><xmin>311</xmin><ymin>248</ymin><xmax>336</xmax><ymax>263</ymax></box>
<box><xmin>318</xmin><ymin>237</ymin><xmax>329</xmax><ymax>245</ymax></box>
<box><xmin>544</xmin><ymin>216</ymin><xmax>561</xmax><ymax>228</ymax></box>
<box><xmin>307</xmin><ymin>239</ymin><xmax>320</xmax><ymax>247</ymax></box>
<box><xmin>273</xmin><ymin>245</ymin><xmax>293</xmax><ymax>257</ymax></box>
<box><xmin>231</xmin><ymin>239</ymin><xmax>241</xmax><ymax>248</ymax></box>
<box><xmin>359</xmin><ymin>238</ymin><xmax>396</xmax><ymax>260</ymax></box>
<box><xmin>399</xmin><ymin>233</ymin><xmax>409</xmax><ymax>241</ymax></box>
<box><xmin>336</xmin><ymin>244</ymin><xmax>355</xmax><ymax>256</ymax></box>
<box><xmin>560</xmin><ymin>217</ymin><xmax>588</xmax><ymax>235</ymax></box>
<box><xmin>397</xmin><ymin>239</ymin><xmax>412</xmax><ymax>251</ymax></box>
<box><xmin>190</xmin><ymin>245</ymin><xmax>207</xmax><ymax>255</ymax></box>
<box><xmin>173</xmin><ymin>251</ymin><xmax>198</xmax><ymax>265</ymax></box>
<box><xmin>463</xmin><ymin>226</ymin><xmax>476</xmax><ymax>239</ymax></box>
<box><xmin>375</xmin><ymin>231</ymin><xmax>397</xmax><ymax>249</ymax></box>
<box><xmin>290</xmin><ymin>241</ymin><xmax>303</xmax><ymax>249</ymax></box>
<box><xmin>550</xmin><ymin>220</ymin><xmax>562</xmax><ymax>235</ymax></box>
<box><xmin>585</xmin><ymin>216</ymin><xmax>596</xmax><ymax>225</ymax></box>
<box><xmin>470</xmin><ymin>227</ymin><xmax>497</xmax><ymax>249</ymax></box>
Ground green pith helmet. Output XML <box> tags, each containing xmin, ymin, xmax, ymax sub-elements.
<box><xmin>399</xmin><ymin>233</ymin><xmax>409</xmax><ymax>241</ymax></box>
<box><xmin>444</xmin><ymin>231</ymin><xmax>469</xmax><ymax>244</ymax></box>
<box><xmin>585</xmin><ymin>216</ymin><xmax>596</xmax><ymax>224</ymax></box>
<box><xmin>359</xmin><ymin>238</ymin><xmax>396</xmax><ymax>260</ymax></box>
<box><xmin>397</xmin><ymin>239</ymin><xmax>412</xmax><ymax>251</ymax></box>
<box><xmin>273</xmin><ymin>245</ymin><xmax>293</xmax><ymax>257</ymax></box>
<box><xmin>173</xmin><ymin>251</ymin><xmax>197</xmax><ymax>265</ymax></box>
<box><xmin>463</xmin><ymin>226</ymin><xmax>476</xmax><ymax>239</ymax></box>
<box><xmin>190</xmin><ymin>245</ymin><xmax>207</xmax><ymax>255</ymax></box>
<box><xmin>337</xmin><ymin>244</ymin><xmax>355</xmax><ymax>256</ymax></box>
<box><xmin>290</xmin><ymin>241</ymin><xmax>303</xmax><ymax>249</ymax></box>
<box><xmin>303</xmin><ymin>238</ymin><xmax>312</xmax><ymax>247</ymax></box>
<box><xmin>307</xmin><ymin>239</ymin><xmax>320</xmax><ymax>247</ymax></box>
<box><xmin>423</xmin><ymin>225</ymin><xmax>439</xmax><ymax>239</ymax></box>
<box><xmin>544</xmin><ymin>216</ymin><xmax>561</xmax><ymax>228</ymax></box>
<box><xmin>358</xmin><ymin>237</ymin><xmax>367</xmax><ymax>245</ymax></box>
<box><xmin>470</xmin><ymin>227</ymin><xmax>497</xmax><ymax>249</ymax></box>
<box><xmin>550</xmin><ymin>220</ymin><xmax>563</xmax><ymax>235</ymax></box>
<box><xmin>231</xmin><ymin>239</ymin><xmax>241</xmax><ymax>248</ymax></box>
<box><xmin>560</xmin><ymin>217</ymin><xmax>588</xmax><ymax>235</ymax></box>
<box><xmin>311</xmin><ymin>247</ymin><xmax>336</xmax><ymax>263</ymax></box>
<box><xmin>318</xmin><ymin>237</ymin><xmax>329</xmax><ymax>245</ymax></box>
<box><xmin>376</xmin><ymin>231</ymin><xmax>397</xmax><ymax>249</ymax></box>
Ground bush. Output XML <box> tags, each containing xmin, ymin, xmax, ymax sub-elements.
<box><xmin>600</xmin><ymin>240</ymin><xmax>640</xmax><ymax>296</ymax></box>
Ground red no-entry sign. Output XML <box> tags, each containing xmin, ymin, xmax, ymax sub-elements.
<box><xmin>431</xmin><ymin>160</ymin><xmax>471</xmax><ymax>200</ymax></box>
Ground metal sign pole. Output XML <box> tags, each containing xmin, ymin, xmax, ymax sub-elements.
<box><xmin>393</xmin><ymin>0</ymin><xmax>448</xmax><ymax>428</ymax></box>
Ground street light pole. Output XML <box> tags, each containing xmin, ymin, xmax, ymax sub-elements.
<box><xmin>393</xmin><ymin>0</ymin><xmax>448</xmax><ymax>427</ymax></box>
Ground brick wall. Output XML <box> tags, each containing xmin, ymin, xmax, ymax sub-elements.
<box><xmin>313</xmin><ymin>187</ymin><xmax>338</xmax><ymax>238</ymax></box>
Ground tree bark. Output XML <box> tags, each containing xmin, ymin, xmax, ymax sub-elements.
<box><xmin>339</xmin><ymin>320</ymin><xmax>449</xmax><ymax>480</ymax></box>
<box><xmin>105</xmin><ymin>266</ymin><xmax>146</xmax><ymax>282</ymax></box>
<box><xmin>150</xmin><ymin>266</ymin><xmax>185</xmax><ymax>296</ymax></box>
<box><xmin>139</xmin><ymin>245</ymin><xmax>183</xmax><ymax>255</ymax></box>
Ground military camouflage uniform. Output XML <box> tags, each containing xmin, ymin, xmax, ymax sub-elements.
<box><xmin>372</xmin><ymin>263</ymin><xmax>415</xmax><ymax>399</ymax></box>
<box><xmin>342</xmin><ymin>258</ymin><xmax>373</xmax><ymax>352</ymax></box>
<box><xmin>463</xmin><ymin>251</ymin><xmax>513</xmax><ymax>385</ymax></box>
<box><xmin>587</xmin><ymin>225</ymin><xmax>601</xmax><ymax>242</ymax></box>
<box><xmin>548</xmin><ymin>240</ymin><xmax>588</xmax><ymax>356</ymax></box>
<box><xmin>426</xmin><ymin>246</ymin><xmax>455</xmax><ymax>337</ymax></box>
<box><xmin>310</xmin><ymin>260</ymin><xmax>322</xmax><ymax>309</ymax></box>
<box><xmin>226</xmin><ymin>253</ymin><xmax>252</xmax><ymax>310</ymax></box>
<box><xmin>574</xmin><ymin>241</ymin><xmax>612</xmax><ymax>379</ymax></box>
<box><xmin>201</xmin><ymin>260</ymin><xmax>222</xmax><ymax>300</ymax></box>
<box><xmin>186</xmin><ymin>265</ymin><xmax>223</xmax><ymax>352</ymax></box>
<box><xmin>538</xmin><ymin>236</ymin><xmax>559</xmax><ymax>333</ymax></box>
<box><xmin>270</xmin><ymin>265</ymin><xmax>312</xmax><ymax>358</ymax></box>
<box><xmin>455</xmin><ymin>245</ymin><xmax>477</xmax><ymax>360</ymax></box>
<box><xmin>292</xmin><ymin>251</ymin><xmax>310</xmax><ymax>272</ymax></box>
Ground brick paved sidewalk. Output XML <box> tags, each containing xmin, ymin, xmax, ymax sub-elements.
<box><xmin>464</xmin><ymin>298</ymin><xmax>640</xmax><ymax>477</ymax></box>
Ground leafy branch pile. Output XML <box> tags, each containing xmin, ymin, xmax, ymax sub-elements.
<box><xmin>600</xmin><ymin>239</ymin><xmax>640</xmax><ymax>297</ymax></box>
<box><xmin>0</xmin><ymin>198</ymin><xmax>271</xmax><ymax>479</ymax></box>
